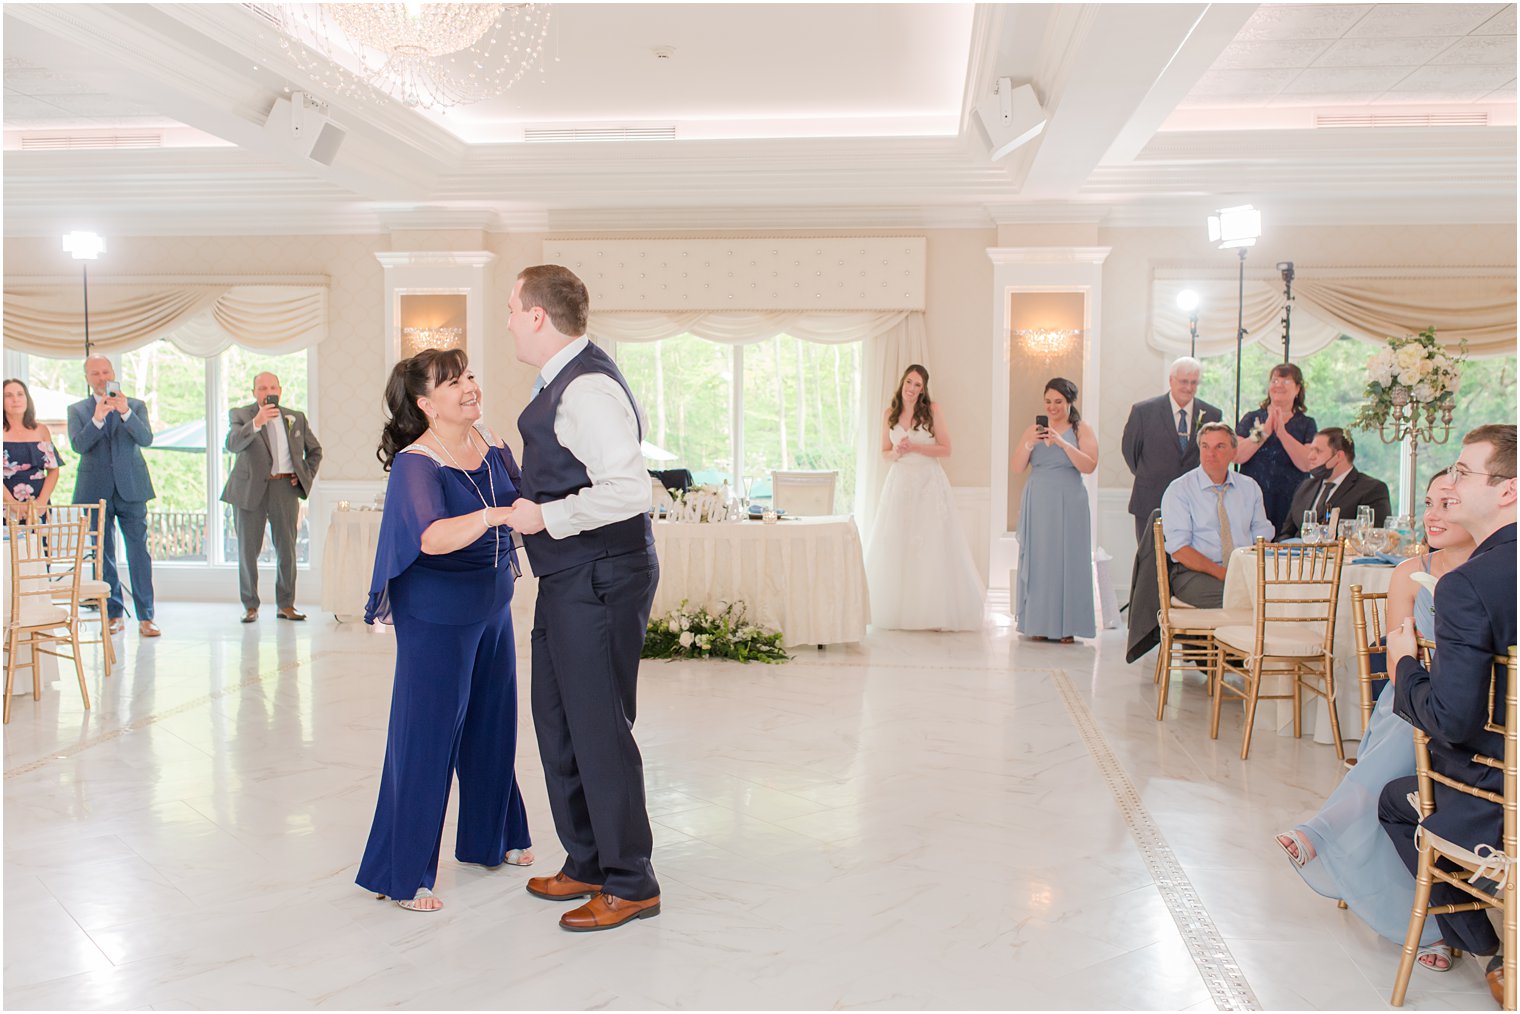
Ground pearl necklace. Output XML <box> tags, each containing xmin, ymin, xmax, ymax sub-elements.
<box><xmin>428</xmin><ymin>426</ymin><xmax>501</xmax><ymax>570</ymax></box>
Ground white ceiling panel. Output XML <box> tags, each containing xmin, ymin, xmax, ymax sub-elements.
<box><xmin>1344</xmin><ymin>3</ymin><xmax>1505</xmax><ymax>38</ymax></box>
<box><xmin>1279</xmin><ymin>65</ymin><xmax>1411</xmax><ymax>94</ymax></box>
<box><xmin>1474</xmin><ymin>4</ymin><xmax>1518</xmax><ymax>33</ymax></box>
<box><xmin>1388</xmin><ymin>64</ymin><xmax>1520</xmax><ymax>92</ymax></box>
<box><xmin>1188</xmin><ymin>68</ymin><xmax>1301</xmax><ymax>98</ymax></box>
<box><xmin>1235</xmin><ymin>5</ymin><xmax>1375</xmax><ymax>41</ymax></box>
<box><xmin>1428</xmin><ymin>34</ymin><xmax>1518</xmax><ymax>64</ymax></box>
<box><xmin>1312</xmin><ymin>35</ymin><xmax>1464</xmax><ymax>66</ymax></box>
<box><xmin>1212</xmin><ymin>39</ymin><xmax>1336</xmax><ymax>69</ymax></box>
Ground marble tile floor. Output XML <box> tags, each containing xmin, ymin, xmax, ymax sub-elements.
<box><xmin>2</xmin><ymin>600</ymin><xmax>1502</xmax><ymax>1010</ymax></box>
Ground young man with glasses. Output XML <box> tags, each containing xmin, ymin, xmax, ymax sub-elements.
<box><xmin>1379</xmin><ymin>423</ymin><xmax>1517</xmax><ymax>1003</ymax></box>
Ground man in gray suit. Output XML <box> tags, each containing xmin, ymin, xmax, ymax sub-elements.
<box><xmin>1121</xmin><ymin>356</ymin><xmax>1224</xmax><ymax>541</ymax></box>
<box><xmin>221</xmin><ymin>372</ymin><xmax>322</xmax><ymax>622</ymax></box>
<box><xmin>67</xmin><ymin>354</ymin><xmax>160</xmax><ymax>637</ymax></box>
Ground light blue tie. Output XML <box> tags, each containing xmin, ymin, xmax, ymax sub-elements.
<box><xmin>531</xmin><ymin>376</ymin><xmax>545</xmax><ymax>399</ymax></box>
<box><xmin>1177</xmin><ymin>408</ymin><xmax>1188</xmax><ymax>453</ymax></box>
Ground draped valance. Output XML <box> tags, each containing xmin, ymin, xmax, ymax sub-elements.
<box><xmin>3</xmin><ymin>275</ymin><xmax>329</xmax><ymax>357</ymax></box>
<box><xmin>591</xmin><ymin>309</ymin><xmax>914</xmax><ymax>346</ymax></box>
<box><xmin>1150</xmin><ymin>266</ymin><xmax>1516</xmax><ymax>358</ymax></box>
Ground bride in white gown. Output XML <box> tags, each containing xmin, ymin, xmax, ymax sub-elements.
<box><xmin>864</xmin><ymin>364</ymin><xmax>985</xmax><ymax>630</ymax></box>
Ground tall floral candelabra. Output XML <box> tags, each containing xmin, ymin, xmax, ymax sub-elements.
<box><xmin>1353</xmin><ymin>327</ymin><xmax>1466</xmax><ymax>513</ymax></box>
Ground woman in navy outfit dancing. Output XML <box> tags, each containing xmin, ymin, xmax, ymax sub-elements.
<box><xmin>357</xmin><ymin>349</ymin><xmax>532</xmax><ymax>912</ymax></box>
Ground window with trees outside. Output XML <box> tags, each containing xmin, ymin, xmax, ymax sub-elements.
<box><xmin>1200</xmin><ymin>335</ymin><xmax>1517</xmax><ymax>514</ymax></box>
<box><xmin>614</xmin><ymin>334</ymin><xmax>862</xmax><ymax>509</ymax></box>
<box><xmin>13</xmin><ymin>341</ymin><xmax>313</xmax><ymax>568</ymax></box>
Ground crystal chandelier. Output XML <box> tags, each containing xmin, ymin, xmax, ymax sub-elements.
<box><xmin>402</xmin><ymin>326</ymin><xmax>464</xmax><ymax>353</ymax></box>
<box><xmin>1014</xmin><ymin>328</ymin><xmax>1082</xmax><ymax>360</ymax></box>
<box><xmin>261</xmin><ymin>3</ymin><xmax>553</xmax><ymax>111</ymax></box>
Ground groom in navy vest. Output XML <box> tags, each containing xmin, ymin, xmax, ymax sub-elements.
<box><xmin>503</xmin><ymin>265</ymin><xmax>662</xmax><ymax>933</ymax></box>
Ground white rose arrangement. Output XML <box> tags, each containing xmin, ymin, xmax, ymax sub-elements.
<box><xmin>1354</xmin><ymin>327</ymin><xmax>1465</xmax><ymax>433</ymax></box>
<box><xmin>643</xmin><ymin>600</ymin><xmax>789</xmax><ymax>663</ymax></box>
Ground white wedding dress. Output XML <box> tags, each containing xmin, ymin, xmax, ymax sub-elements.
<box><xmin>864</xmin><ymin>425</ymin><xmax>985</xmax><ymax>630</ymax></box>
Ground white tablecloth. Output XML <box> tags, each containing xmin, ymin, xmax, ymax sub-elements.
<box><xmin>652</xmin><ymin>515</ymin><xmax>869</xmax><ymax>646</ymax></box>
<box><xmin>1222</xmin><ymin>547</ymin><xmax>1397</xmax><ymax>744</ymax></box>
<box><xmin>320</xmin><ymin>509</ymin><xmax>384</xmax><ymax>621</ymax></box>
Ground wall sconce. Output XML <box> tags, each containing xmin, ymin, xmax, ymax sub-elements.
<box><xmin>401</xmin><ymin>326</ymin><xmax>464</xmax><ymax>353</ymax></box>
<box><xmin>1013</xmin><ymin>327</ymin><xmax>1082</xmax><ymax>360</ymax></box>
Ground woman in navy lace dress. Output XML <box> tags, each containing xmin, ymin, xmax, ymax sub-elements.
<box><xmin>1235</xmin><ymin>363</ymin><xmax>1316</xmax><ymax>531</ymax></box>
<box><xmin>356</xmin><ymin>350</ymin><xmax>532</xmax><ymax>913</ymax></box>
<box><xmin>3</xmin><ymin>379</ymin><xmax>63</xmax><ymax>519</ymax></box>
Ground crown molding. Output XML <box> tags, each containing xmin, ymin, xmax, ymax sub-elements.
<box><xmin>987</xmin><ymin>246</ymin><xmax>1113</xmax><ymax>265</ymax></box>
<box><xmin>375</xmin><ymin>252</ymin><xmax>496</xmax><ymax>268</ymax></box>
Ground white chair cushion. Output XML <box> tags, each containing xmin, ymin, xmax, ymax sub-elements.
<box><xmin>1166</xmin><ymin>608</ymin><xmax>1252</xmax><ymax>631</ymax></box>
<box><xmin>11</xmin><ymin>602</ymin><xmax>70</xmax><ymax>628</ymax></box>
<box><xmin>77</xmin><ymin>579</ymin><xmax>110</xmax><ymax>597</ymax></box>
<box><xmin>1214</xmin><ymin>623</ymin><xmax>1327</xmax><ymax>656</ymax></box>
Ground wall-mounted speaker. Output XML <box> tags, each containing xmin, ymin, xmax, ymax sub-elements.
<box><xmin>264</xmin><ymin>91</ymin><xmax>347</xmax><ymax>167</ymax></box>
<box><xmin>975</xmin><ymin>79</ymin><xmax>1046</xmax><ymax>161</ymax></box>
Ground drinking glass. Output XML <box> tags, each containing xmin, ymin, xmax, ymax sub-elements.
<box><xmin>1338</xmin><ymin>520</ymin><xmax>1358</xmax><ymax>544</ymax></box>
<box><xmin>1301</xmin><ymin>522</ymin><xmax>1321</xmax><ymax>545</ymax></box>
<box><xmin>1302</xmin><ymin>509</ymin><xmax>1316</xmax><ymax>538</ymax></box>
<box><xmin>1357</xmin><ymin>505</ymin><xmax>1376</xmax><ymax>530</ymax></box>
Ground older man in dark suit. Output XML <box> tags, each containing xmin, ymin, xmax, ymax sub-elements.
<box><xmin>67</xmin><ymin>354</ymin><xmax>160</xmax><ymax>637</ymax></box>
<box><xmin>1277</xmin><ymin>427</ymin><xmax>1391</xmax><ymax>540</ymax></box>
<box><xmin>1379</xmin><ymin>423</ymin><xmax>1516</xmax><ymax>1003</ymax></box>
<box><xmin>221</xmin><ymin>372</ymin><xmax>322</xmax><ymax>623</ymax></box>
<box><xmin>1122</xmin><ymin>356</ymin><xmax>1224</xmax><ymax>541</ymax></box>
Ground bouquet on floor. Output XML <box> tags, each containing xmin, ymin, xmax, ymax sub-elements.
<box><xmin>1354</xmin><ymin>327</ymin><xmax>1466</xmax><ymax>431</ymax></box>
<box><xmin>643</xmin><ymin>600</ymin><xmax>789</xmax><ymax>663</ymax></box>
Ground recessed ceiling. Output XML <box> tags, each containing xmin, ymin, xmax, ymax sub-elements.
<box><xmin>1179</xmin><ymin>2</ymin><xmax>1517</xmax><ymax>108</ymax></box>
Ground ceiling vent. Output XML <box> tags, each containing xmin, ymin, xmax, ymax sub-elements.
<box><xmin>20</xmin><ymin>132</ymin><xmax>163</xmax><ymax>150</ymax></box>
<box><xmin>523</xmin><ymin>126</ymin><xmax>677</xmax><ymax>143</ymax></box>
<box><xmin>1315</xmin><ymin>112</ymin><xmax>1489</xmax><ymax>129</ymax></box>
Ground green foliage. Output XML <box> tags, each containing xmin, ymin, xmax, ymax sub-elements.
<box><xmin>616</xmin><ymin>334</ymin><xmax>860</xmax><ymax>506</ymax></box>
<box><xmin>1199</xmin><ymin>335</ymin><xmax>1515</xmax><ymax>512</ymax></box>
<box><xmin>642</xmin><ymin>600</ymin><xmax>789</xmax><ymax>663</ymax></box>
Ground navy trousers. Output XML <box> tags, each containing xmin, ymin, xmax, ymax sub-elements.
<box><xmin>100</xmin><ymin>496</ymin><xmax>154</xmax><ymax>621</ymax></box>
<box><xmin>532</xmin><ymin>547</ymin><xmax>660</xmax><ymax>901</ymax></box>
<box><xmin>1378</xmin><ymin>775</ymin><xmax>1501</xmax><ymax>956</ymax></box>
<box><xmin>356</xmin><ymin>589</ymin><xmax>530</xmax><ymax>900</ymax></box>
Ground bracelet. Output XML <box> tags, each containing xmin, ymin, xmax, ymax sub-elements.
<box><xmin>481</xmin><ymin>507</ymin><xmax>491</xmax><ymax>529</ymax></box>
<box><xmin>1024</xmin><ymin>442</ymin><xmax>1034</xmax><ymax>451</ymax></box>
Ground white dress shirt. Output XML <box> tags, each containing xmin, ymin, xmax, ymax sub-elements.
<box><xmin>1169</xmin><ymin>395</ymin><xmax>1195</xmax><ymax>439</ymax></box>
<box><xmin>265</xmin><ymin>412</ymin><xmax>295</xmax><ymax>474</ymax></box>
<box><xmin>535</xmin><ymin>336</ymin><xmax>651</xmax><ymax>540</ymax></box>
<box><xmin>91</xmin><ymin>393</ymin><xmax>133</xmax><ymax>429</ymax></box>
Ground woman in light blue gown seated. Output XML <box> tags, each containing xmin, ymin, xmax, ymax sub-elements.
<box><xmin>1274</xmin><ymin>482</ymin><xmax>1475</xmax><ymax>968</ymax></box>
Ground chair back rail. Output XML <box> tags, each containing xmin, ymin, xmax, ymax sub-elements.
<box><xmin>1351</xmin><ymin>585</ymin><xmax>1390</xmax><ymax>735</ymax></box>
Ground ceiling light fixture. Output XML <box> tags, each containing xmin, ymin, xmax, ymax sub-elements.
<box><xmin>260</xmin><ymin>3</ymin><xmax>553</xmax><ymax>112</ymax></box>
<box><xmin>1014</xmin><ymin>327</ymin><xmax>1081</xmax><ymax>360</ymax></box>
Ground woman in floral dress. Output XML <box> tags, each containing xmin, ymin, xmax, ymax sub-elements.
<box><xmin>3</xmin><ymin>379</ymin><xmax>64</xmax><ymax>520</ymax></box>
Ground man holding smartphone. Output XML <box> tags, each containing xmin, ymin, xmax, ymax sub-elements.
<box><xmin>67</xmin><ymin>354</ymin><xmax>161</xmax><ymax>637</ymax></box>
<box><xmin>221</xmin><ymin>372</ymin><xmax>322</xmax><ymax>622</ymax></box>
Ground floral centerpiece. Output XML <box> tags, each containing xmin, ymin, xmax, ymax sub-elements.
<box><xmin>669</xmin><ymin>483</ymin><xmax>733</xmax><ymax>524</ymax></box>
<box><xmin>1353</xmin><ymin>327</ymin><xmax>1466</xmax><ymax>432</ymax></box>
<box><xmin>642</xmin><ymin>600</ymin><xmax>789</xmax><ymax>663</ymax></box>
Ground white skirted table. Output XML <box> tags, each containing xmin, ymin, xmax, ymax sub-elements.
<box><xmin>1221</xmin><ymin>547</ymin><xmax>1398</xmax><ymax>744</ymax></box>
<box><xmin>651</xmin><ymin>515</ymin><xmax>869</xmax><ymax>646</ymax></box>
<box><xmin>320</xmin><ymin>509</ymin><xmax>384</xmax><ymax>622</ymax></box>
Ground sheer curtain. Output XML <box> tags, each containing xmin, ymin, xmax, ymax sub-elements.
<box><xmin>3</xmin><ymin>277</ymin><xmax>329</xmax><ymax>356</ymax></box>
<box><xmin>590</xmin><ymin>309</ymin><xmax>927</xmax><ymax>539</ymax></box>
<box><xmin>1151</xmin><ymin>266</ymin><xmax>1516</xmax><ymax>357</ymax></box>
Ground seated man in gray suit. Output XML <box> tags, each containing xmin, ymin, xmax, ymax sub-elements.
<box><xmin>67</xmin><ymin>354</ymin><xmax>160</xmax><ymax>637</ymax></box>
<box><xmin>221</xmin><ymin>372</ymin><xmax>322</xmax><ymax>622</ymax></box>
<box><xmin>1159</xmin><ymin>423</ymin><xmax>1275</xmax><ymax>607</ymax></box>
<box><xmin>1122</xmin><ymin>356</ymin><xmax>1224</xmax><ymax>541</ymax></box>
<box><xmin>1277</xmin><ymin>427</ymin><xmax>1391</xmax><ymax>540</ymax></box>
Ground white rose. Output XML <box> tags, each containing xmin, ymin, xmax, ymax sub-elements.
<box><xmin>1413</xmin><ymin>382</ymin><xmax>1434</xmax><ymax>402</ymax></box>
<box><xmin>1396</xmin><ymin>345</ymin><xmax>1423</xmax><ymax>369</ymax></box>
<box><xmin>680</xmin><ymin>617</ymin><xmax>691</xmax><ymax>631</ymax></box>
<box><xmin>1398</xmin><ymin>369</ymin><xmax>1421</xmax><ymax>386</ymax></box>
<box><xmin>678</xmin><ymin>631</ymin><xmax>694</xmax><ymax>647</ymax></box>
<box><xmin>1416</xmin><ymin>358</ymin><xmax>1434</xmax><ymax>376</ymax></box>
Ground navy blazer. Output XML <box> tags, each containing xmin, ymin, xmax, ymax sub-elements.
<box><xmin>1121</xmin><ymin>393</ymin><xmax>1223</xmax><ymax>521</ymax></box>
<box><xmin>1394</xmin><ymin>523</ymin><xmax>1517</xmax><ymax>847</ymax></box>
<box><xmin>67</xmin><ymin>396</ymin><xmax>157</xmax><ymax>504</ymax></box>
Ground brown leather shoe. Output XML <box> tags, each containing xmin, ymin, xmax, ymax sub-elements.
<box><xmin>240</xmin><ymin>609</ymin><xmax>258</xmax><ymax>624</ymax></box>
<box><xmin>560</xmin><ymin>892</ymin><xmax>660</xmax><ymax>932</ymax></box>
<box><xmin>138</xmin><ymin>620</ymin><xmax>161</xmax><ymax>638</ymax></box>
<box><xmin>108</xmin><ymin>617</ymin><xmax>126</xmax><ymax>635</ymax></box>
<box><xmin>277</xmin><ymin>607</ymin><xmax>306</xmax><ymax>621</ymax></box>
<box><xmin>1487</xmin><ymin>955</ymin><xmax>1505</xmax><ymax>1005</ymax></box>
<box><xmin>525</xmin><ymin>871</ymin><xmax>603</xmax><ymax>901</ymax></box>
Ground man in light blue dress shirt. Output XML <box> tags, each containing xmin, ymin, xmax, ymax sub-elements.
<box><xmin>1160</xmin><ymin>422</ymin><xmax>1275</xmax><ymax>607</ymax></box>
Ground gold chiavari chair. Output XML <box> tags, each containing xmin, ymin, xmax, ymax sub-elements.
<box><xmin>1212</xmin><ymin>537</ymin><xmax>1347</xmax><ymax>762</ymax></box>
<box><xmin>1350</xmin><ymin>585</ymin><xmax>1390</xmax><ymax>737</ymax></box>
<box><xmin>4</xmin><ymin>513</ymin><xmax>90</xmax><ymax>723</ymax></box>
<box><xmin>1391</xmin><ymin>646</ymin><xmax>1516</xmax><ymax>1009</ymax></box>
<box><xmin>1152</xmin><ymin>519</ymin><xmax>1250</xmax><ymax>721</ymax></box>
<box><xmin>32</xmin><ymin>500</ymin><xmax>115</xmax><ymax>676</ymax></box>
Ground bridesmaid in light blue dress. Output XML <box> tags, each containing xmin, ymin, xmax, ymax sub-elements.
<box><xmin>1276</xmin><ymin>485</ymin><xmax>1476</xmax><ymax>959</ymax></box>
<box><xmin>1011</xmin><ymin>378</ymin><xmax>1097</xmax><ymax>642</ymax></box>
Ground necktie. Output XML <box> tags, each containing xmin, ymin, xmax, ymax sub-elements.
<box><xmin>530</xmin><ymin>376</ymin><xmax>546</xmax><ymax>399</ymax></box>
<box><xmin>1215</xmin><ymin>485</ymin><xmax>1234</xmax><ymax>559</ymax></box>
<box><xmin>1313</xmin><ymin>479</ymin><xmax>1338</xmax><ymax>520</ymax></box>
<box><xmin>1177</xmin><ymin>408</ymin><xmax>1189</xmax><ymax>453</ymax></box>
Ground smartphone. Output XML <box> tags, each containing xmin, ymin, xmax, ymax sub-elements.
<box><xmin>104</xmin><ymin>381</ymin><xmax>122</xmax><ymax>398</ymax></box>
<box><xmin>1035</xmin><ymin>414</ymin><xmax>1049</xmax><ymax>430</ymax></box>
<box><xmin>264</xmin><ymin>394</ymin><xmax>280</xmax><ymax>407</ymax></box>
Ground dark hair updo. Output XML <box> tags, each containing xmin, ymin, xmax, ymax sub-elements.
<box><xmin>377</xmin><ymin>348</ymin><xmax>469</xmax><ymax>471</ymax></box>
<box><xmin>1044</xmin><ymin>377</ymin><xmax>1081</xmax><ymax>435</ymax></box>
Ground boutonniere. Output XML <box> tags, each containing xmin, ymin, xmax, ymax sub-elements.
<box><xmin>1194</xmin><ymin>409</ymin><xmax>1204</xmax><ymax>431</ymax></box>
